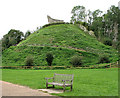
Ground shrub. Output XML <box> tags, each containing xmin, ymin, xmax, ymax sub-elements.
<box><xmin>46</xmin><ymin>52</ymin><xmax>54</xmax><ymax>66</ymax></box>
<box><xmin>71</xmin><ymin>55</ymin><xmax>83</xmax><ymax>67</ymax></box>
<box><xmin>25</xmin><ymin>56</ymin><xmax>34</xmax><ymax>66</ymax></box>
<box><xmin>103</xmin><ymin>39</ymin><xmax>112</xmax><ymax>46</ymax></box>
<box><xmin>99</xmin><ymin>56</ymin><xmax>110</xmax><ymax>63</ymax></box>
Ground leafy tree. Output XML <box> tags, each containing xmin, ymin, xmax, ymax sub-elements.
<box><xmin>91</xmin><ymin>16</ymin><xmax>103</xmax><ymax>39</ymax></box>
<box><xmin>8</xmin><ymin>29</ymin><xmax>24</xmax><ymax>43</ymax></box>
<box><xmin>24</xmin><ymin>30</ymin><xmax>31</xmax><ymax>39</ymax></box>
<box><xmin>90</xmin><ymin>9</ymin><xmax>103</xmax><ymax>38</ymax></box>
<box><xmin>70</xmin><ymin>4</ymin><xmax>119</xmax><ymax>48</ymax></box>
<box><xmin>2</xmin><ymin>29</ymin><xmax>24</xmax><ymax>51</ymax></box>
<box><xmin>46</xmin><ymin>52</ymin><xmax>54</xmax><ymax>66</ymax></box>
<box><xmin>9</xmin><ymin>37</ymin><xmax>17</xmax><ymax>46</ymax></box>
<box><xmin>87</xmin><ymin>10</ymin><xmax>93</xmax><ymax>30</ymax></box>
<box><xmin>71</xmin><ymin>5</ymin><xmax>87</xmax><ymax>23</ymax></box>
<box><xmin>118</xmin><ymin>6</ymin><xmax>120</xmax><ymax>51</ymax></box>
<box><xmin>92</xmin><ymin>9</ymin><xmax>103</xmax><ymax>21</ymax></box>
<box><xmin>102</xmin><ymin>6</ymin><xmax>119</xmax><ymax>47</ymax></box>
<box><xmin>2</xmin><ymin>35</ymin><xmax>10</xmax><ymax>50</ymax></box>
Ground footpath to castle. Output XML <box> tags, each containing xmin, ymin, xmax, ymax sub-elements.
<box><xmin>1</xmin><ymin>81</ymin><xmax>55</xmax><ymax>97</ymax></box>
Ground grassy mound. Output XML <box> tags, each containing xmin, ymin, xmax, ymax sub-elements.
<box><xmin>2</xmin><ymin>24</ymin><xmax>118</xmax><ymax>66</ymax></box>
<box><xmin>18</xmin><ymin>24</ymin><xmax>111</xmax><ymax>51</ymax></box>
<box><xmin>2</xmin><ymin>45</ymin><xmax>100</xmax><ymax>66</ymax></box>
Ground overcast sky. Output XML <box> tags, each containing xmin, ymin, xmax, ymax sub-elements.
<box><xmin>0</xmin><ymin>0</ymin><xmax>119</xmax><ymax>39</ymax></box>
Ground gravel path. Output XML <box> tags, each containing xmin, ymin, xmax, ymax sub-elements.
<box><xmin>1</xmin><ymin>81</ymin><xmax>54</xmax><ymax>96</ymax></box>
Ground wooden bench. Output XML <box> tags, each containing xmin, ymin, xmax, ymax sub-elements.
<box><xmin>45</xmin><ymin>73</ymin><xmax>74</xmax><ymax>92</ymax></box>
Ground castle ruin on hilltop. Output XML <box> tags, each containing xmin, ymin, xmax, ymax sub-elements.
<box><xmin>47</xmin><ymin>15</ymin><xmax>95</xmax><ymax>37</ymax></box>
<box><xmin>47</xmin><ymin>15</ymin><xmax>64</xmax><ymax>24</ymax></box>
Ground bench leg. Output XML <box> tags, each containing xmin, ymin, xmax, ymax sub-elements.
<box><xmin>70</xmin><ymin>85</ymin><xmax>72</xmax><ymax>91</ymax></box>
<box><xmin>46</xmin><ymin>83</ymin><xmax>48</xmax><ymax>89</ymax></box>
<box><xmin>53</xmin><ymin>85</ymin><xmax>55</xmax><ymax>88</ymax></box>
<box><xmin>63</xmin><ymin>86</ymin><xmax>65</xmax><ymax>92</ymax></box>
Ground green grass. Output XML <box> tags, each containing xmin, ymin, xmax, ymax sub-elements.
<box><xmin>2</xmin><ymin>24</ymin><xmax>118</xmax><ymax>66</ymax></box>
<box><xmin>2</xmin><ymin>45</ymin><xmax>101</xmax><ymax>66</ymax></box>
<box><xmin>2</xmin><ymin>69</ymin><xmax>118</xmax><ymax>96</ymax></box>
<box><xmin>2</xmin><ymin>45</ymin><xmax>118</xmax><ymax>67</ymax></box>
<box><xmin>18</xmin><ymin>24</ymin><xmax>116</xmax><ymax>53</ymax></box>
<box><xmin>18</xmin><ymin>24</ymin><xmax>117</xmax><ymax>56</ymax></box>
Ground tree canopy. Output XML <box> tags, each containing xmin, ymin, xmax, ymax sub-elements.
<box><xmin>71</xmin><ymin>5</ymin><xmax>87</xmax><ymax>23</ymax></box>
<box><xmin>2</xmin><ymin>29</ymin><xmax>24</xmax><ymax>50</ymax></box>
<box><xmin>70</xmin><ymin>5</ymin><xmax>120</xmax><ymax>48</ymax></box>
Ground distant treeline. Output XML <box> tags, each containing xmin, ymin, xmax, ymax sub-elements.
<box><xmin>70</xmin><ymin>5</ymin><xmax>120</xmax><ymax>49</ymax></box>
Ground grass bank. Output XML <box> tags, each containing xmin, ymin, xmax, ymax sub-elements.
<box><xmin>2</xmin><ymin>69</ymin><xmax>118</xmax><ymax>96</ymax></box>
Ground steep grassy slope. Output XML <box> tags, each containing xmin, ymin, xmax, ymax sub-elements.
<box><xmin>2</xmin><ymin>45</ymin><xmax>100</xmax><ymax>66</ymax></box>
<box><xmin>18</xmin><ymin>24</ymin><xmax>117</xmax><ymax>55</ymax></box>
<box><xmin>2</xmin><ymin>24</ymin><xmax>118</xmax><ymax>66</ymax></box>
<box><xmin>18</xmin><ymin>24</ymin><xmax>105</xmax><ymax>50</ymax></box>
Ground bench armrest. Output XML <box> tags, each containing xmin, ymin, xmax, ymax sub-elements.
<box><xmin>45</xmin><ymin>77</ymin><xmax>54</xmax><ymax>83</ymax></box>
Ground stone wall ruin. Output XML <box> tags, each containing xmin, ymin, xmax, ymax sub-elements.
<box><xmin>47</xmin><ymin>15</ymin><xmax>64</xmax><ymax>24</ymax></box>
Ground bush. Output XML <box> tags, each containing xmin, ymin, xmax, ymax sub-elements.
<box><xmin>71</xmin><ymin>55</ymin><xmax>83</xmax><ymax>67</ymax></box>
<box><xmin>46</xmin><ymin>52</ymin><xmax>54</xmax><ymax>66</ymax></box>
<box><xmin>99</xmin><ymin>56</ymin><xmax>110</xmax><ymax>63</ymax></box>
<box><xmin>25</xmin><ymin>56</ymin><xmax>34</xmax><ymax>66</ymax></box>
<box><xmin>103</xmin><ymin>39</ymin><xmax>112</xmax><ymax>46</ymax></box>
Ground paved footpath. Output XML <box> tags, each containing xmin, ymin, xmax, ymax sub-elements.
<box><xmin>1</xmin><ymin>81</ymin><xmax>55</xmax><ymax>96</ymax></box>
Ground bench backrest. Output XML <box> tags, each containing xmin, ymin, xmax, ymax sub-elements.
<box><xmin>53</xmin><ymin>73</ymin><xmax>74</xmax><ymax>84</ymax></box>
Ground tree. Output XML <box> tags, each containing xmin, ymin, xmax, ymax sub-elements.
<box><xmin>8</xmin><ymin>29</ymin><xmax>24</xmax><ymax>43</ymax></box>
<box><xmin>91</xmin><ymin>16</ymin><xmax>103</xmax><ymax>39</ymax></box>
<box><xmin>87</xmin><ymin>10</ymin><xmax>93</xmax><ymax>30</ymax></box>
<box><xmin>102</xmin><ymin>6</ymin><xmax>119</xmax><ymax>47</ymax></box>
<box><xmin>2</xmin><ymin>29</ymin><xmax>24</xmax><ymax>51</ymax></box>
<box><xmin>46</xmin><ymin>52</ymin><xmax>54</xmax><ymax>66</ymax></box>
<box><xmin>9</xmin><ymin>37</ymin><xmax>17</xmax><ymax>46</ymax></box>
<box><xmin>118</xmin><ymin>5</ymin><xmax>120</xmax><ymax>50</ymax></box>
<box><xmin>24</xmin><ymin>30</ymin><xmax>31</xmax><ymax>39</ymax></box>
<box><xmin>70</xmin><ymin>4</ymin><xmax>119</xmax><ymax>48</ymax></box>
<box><xmin>92</xmin><ymin>9</ymin><xmax>103</xmax><ymax>21</ymax></box>
<box><xmin>2</xmin><ymin>35</ymin><xmax>10</xmax><ymax>50</ymax></box>
<box><xmin>108</xmin><ymin>6</ymin><xmax>119</xmax><ymax>43</ymax></box>
<box><xmin>71</xmin><ymin>5</ymin><xmax>87</xmax><ymax>23</ymax></box>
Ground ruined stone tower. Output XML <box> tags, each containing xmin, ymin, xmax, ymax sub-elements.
<box><xmin>47</xmin><ymin>15</ymin><xmax>64</xmax><ymax>24</ymax></box>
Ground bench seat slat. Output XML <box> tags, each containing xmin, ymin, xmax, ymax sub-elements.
<box><xmin>48</xmin><ymin>82</ymin><xmax>71</xmax><ymax>86</ymax></box>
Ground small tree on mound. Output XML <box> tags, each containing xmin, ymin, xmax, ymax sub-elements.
<box><xmin>99</xmin><ymin>55</ymin><xmax>110</xmax><ymax>63</ymax></box>
<box><xmin>71</xmin><ymin>55</ymin><xmax>83</xmax><ymax>67</ymax></box>
<box><xmin>25</xmin><ymin>56</ymin><xmax>34</xmax><ymax>66</ymax></box>
<box><xmin>46</xmin><ymin>52</ymin><xmax>54</xmax><ymax>66</ymax></box>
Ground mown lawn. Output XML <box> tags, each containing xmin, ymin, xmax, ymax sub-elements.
<box><xmin>2</xmin><ymin>69</ymin><xmax>118</xmax><ymax>96</ymax></box>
